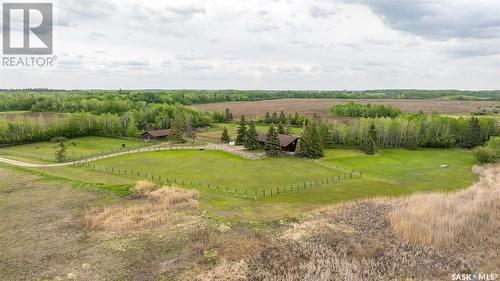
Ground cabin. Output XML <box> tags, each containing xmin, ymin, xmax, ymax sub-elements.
<box><xmin>141</xmin><ymin>129</ymin><xmax>171</xmax><ymax>141</ymax></box>
<box><xmin>257</xmin><ymin>132</ymin><xmax>300</xmax><ymax>152</ymax></box>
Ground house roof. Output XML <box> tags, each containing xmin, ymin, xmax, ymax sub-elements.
<box><xmin>257</xmin><ymin>132</ymin><xmax>300</xmax><ymax>147</ymax></box>
<box><xmin>141</xmin><ymin>129</ymin><xmax>171</xmax><ymax>138</ymax></box>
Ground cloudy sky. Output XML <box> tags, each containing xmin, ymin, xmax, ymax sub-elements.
<box><xmin>1</xmin><ymin>0</ymin><xmax>500</xmax><ymax>90</ymax></box>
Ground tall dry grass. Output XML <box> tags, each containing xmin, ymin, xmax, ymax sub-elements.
<box><xmin>84</xmin><ymin>181</ymin><xmax>198</xmax><ymax>231</ymax></box>
<box><xmin>390</xmin><ymin>164</ymin><xmax>500</xmax><ymax>247</ymax></box>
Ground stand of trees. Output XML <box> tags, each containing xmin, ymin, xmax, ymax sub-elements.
<box><xmin>331</xmin><ymin>102</ymin><xmax>402</xmax><ymax>118</ymax></box>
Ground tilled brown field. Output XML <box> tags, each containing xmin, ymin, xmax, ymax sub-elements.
<box><xmin>193</xmin><ymin>98</ymin><xmax>500</xmax><ymax>119</ymax></box>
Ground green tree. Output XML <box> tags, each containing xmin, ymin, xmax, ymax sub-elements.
<box><xmin>224</xmin><ymin>108</ymin><xmax>233</xmax><ymax>122</ymax></box>
<box><xmin>244</xmin><ymin>121</ymin><xmax>258</xmax><ymax>150</ymax></box>
<box><xmin>296</xmin><ymin>121</ymin><xmax>324</xmax><ymax>158</ymax></box>
<box><xmin>319</xmin><ymin>122</ymin><xmax>335</xmax><ymax>149</ymax></box>
<box><xmin>221</xmin><ymin>127</ymin><xmax>230</xmax><ymax>143</ymax></box>
<box><xmin>277</xmin><ymin>122</ymin><xmax>286</xmax><ymax>135</ymax></box>
<box><xmin>170</xmin><ymin>108</ymin><xmax>186</xmax><ymax>143</ymax></box>
<box><xmin>264</xmin><ymin>112</ymin><xmax>272</xmax><ymax>124</ymax></box>
<box><xmin>272</xmin><ymin>112</ymin><xmax>279</xmax><ymax>123</ymax></box>
<box><xmin>279</xmin><ymin>111</ymin><xmax>287</xmax><ymax>124</ymax></box>
<box><xmin>363</xmin><ymin>123</ymin><xmax>377</xmax><ymax>155</ymax></box>
<box><xmin>466</xmin><ymin>116</ymin><xmax>481</xmax><ymax>148</ymax></box>
<box><xmin>292</xmin><ymin>112</ymin><xmax>300</xmax><ymax>125</ymax></box>
<box><xmin>265</xmin><ymin>124</ymin><xmax>281</xmax><ymax>157</ymax></box>
<box><xmin>235</xmin><ymin>115</ymin><xmax>247</xmax><ymax>145</ymax></box>
<box><xmin>55</xmin><ymin>141</ymin><xmax>66</xmax><ymax>163</ymax></box>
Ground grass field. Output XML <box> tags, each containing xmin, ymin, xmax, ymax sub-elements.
<box><xmin>89</xmin><ymin>148</ymin><xmax>477</xmax><ymax>219</ymax></box>
<box><xmin>0</xmin><ymin>136</ymin><xmax>150</xmax><ymax>162</ymax></box>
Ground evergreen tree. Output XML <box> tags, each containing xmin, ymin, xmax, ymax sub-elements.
<box><xmin>319</xmin><ymin>122</ymin><xmax>335</xmax><ymax>149</ymax></box>
<box><xmin>364</xmin><ymin>136</ymin><xmax>376</xmax><ymax>155</ymax></box>
<box><xmin>221</xmin><ymin>127</ymin><xmax>230</xmax><ymax>143</ymax></box>
<box><xmin>235</xmin><ymin>115</ymin><xmax>247</xmax><ymax>145</ymax></box>
<box><xmin>265</xmin><ymin>124</ymin><xmax>281</xmax><ymax>157</ymax></box>
<box><xmin>264</xmin><ymin>112</ymin><xmax>272</xmax><ymax>124</ymax></box>
<box><xmin>296</xmin><ymin>121</ymin><xmax>324</xmax><ymax>158</ymax></box>
<box><xmin>293</xmin><ymin>112</ymin><xmax>300</xmax><ymax>125</ymax></box>
<box><xmin>224</xmin><ymin>108</ymin><xmax>233</xmax><ymax>122</ymax></box>
<box><xmin>466</xmin><ymin>116</ymin><xmax>481</xmax><ymax>148</ymax></box>
<box><xmin>272</xmin><ymin>112</ymin><xmax>279</xmax><ymax>123</ymax></box>
<box><xmin>55</xmin><ymin>141</ymin><xmax>66</xmax><ymax>163</ymax></box>
<box><xmin>363</xmin><ymin>123</ymin><xmax>377</xmax><ymax>154</ymax></box>
<box><xmin>277</xmin><ymin>122</ymin><xmax>286</xmax><ymax>135</ymax></box>
<box><xmin>244</xmin><ymin>121</ymin><xmax>258</xmax><ymax>150</ymax></box>
<box><xmin>279</xmin><ymin>111</ymin><xmax>287</xmax><ymax>124</ymax></box>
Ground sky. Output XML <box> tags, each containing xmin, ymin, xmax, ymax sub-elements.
<box><xmin>1</xmin><ymin>0</ymin><xmax>500</xmax><ymax>90</ymax></box>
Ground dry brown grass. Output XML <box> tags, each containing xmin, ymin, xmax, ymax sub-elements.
<box><xmin>133</xmin><ymin>180</ymin><xmax>157</xmax><ymax>196</ymax></box>
<box><xmin>84</xmin><ymin>182</ymin><xmax>198</xmax><ymax>231</ymax></box>
<box><xmin>390</xmin><ymin>164</ymin><xmax>500</xmax><ymax>247</ymax></box>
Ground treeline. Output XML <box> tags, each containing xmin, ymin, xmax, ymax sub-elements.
<box><xmin>0</xmin><ymin>105</ymin><xmax>211</xmax><ymax>145</ymax></box>
<box><xmin>1</xmin><ymin>89</ymin><xmax>499</xmax><ymax>112</ymax></box>
<box><xmin>327</xmin><ymin>115</ymin><xmax>498</xmax><ymax>149</ymax></box>
<box><xmin>213</xmin><ymin>109</ymin><xmax>308</xmax><ymax>127</ymax></box>
<box><xmin>331</xmin><ymin>102</ymin><xmax>402</xmax><ymax>118</ymax></box>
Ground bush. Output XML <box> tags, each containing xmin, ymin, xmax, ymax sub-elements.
<box><xmin>473</xmin><ymin>146</ymin><xmax>497</xmax><ymax>164</ymax></box>
<box><xmin>485</xmin><ymin>136</ymin><xmax>500</xmax><ymax>157</ymax></box>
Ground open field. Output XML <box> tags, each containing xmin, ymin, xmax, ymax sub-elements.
<box><xmin>87</xmin><ymin>148</ymin><xmax>477</xmax><ymax>219</ymax></box>
<box><xmin>0</xmin><ymin>136</ymin><xmax>149</xmax><ymax>162</ymax></box>
<box><xmin>1</xmin><ymin>162</ymin><xmax>496</xmax><ymax>281</ymax></box>
<box><xmin>193</xmin><ymin>98</ymin><xmax>500</xmax><ymax>119</ymax></box>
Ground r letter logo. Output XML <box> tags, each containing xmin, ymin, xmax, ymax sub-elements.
<box><xmin>2</xmin><ymin>3</ymin><xmax>53</xmax><ymax>55</ymax></box>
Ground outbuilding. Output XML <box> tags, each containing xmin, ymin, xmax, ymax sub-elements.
<box><xmin>257</xmin><ymin>132</ymin><xmax>300</xmax><ymax>152</ymax></box>
<box><xmin>141</xmin><ymin>129</ymin><xmax>171</xmax><ymax>140</ymax></box>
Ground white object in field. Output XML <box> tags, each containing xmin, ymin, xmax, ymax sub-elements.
<box><xmin>439</xmin><ymin>164</ymin><xmax>449</xmax><ymax>168</ymax></box>
<box><xmin>229</xmin><ymin>141</ymin><xmax>236</xmax><ymax>146</ymax></box>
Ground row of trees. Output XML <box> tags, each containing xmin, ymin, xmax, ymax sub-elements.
<box><xmin>331</xmin><ymin>102</ymin><xmax>402</xmax><ymax>118</ymax></box>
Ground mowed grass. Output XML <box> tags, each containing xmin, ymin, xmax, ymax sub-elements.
<box><xmin>91</xmin><ymin>148</ymin><xmax>477</xmax><ymax>220</ymax></box>
<box><xmin>0</xmin><ymin>136</ymin><xmax>148</xmax><ymax>162</ymax></box>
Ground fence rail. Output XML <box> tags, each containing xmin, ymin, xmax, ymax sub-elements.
<box><xmin>76</xmin><ymin>160</ymin><xmax>362</xmax><ymax>200</ymax></box>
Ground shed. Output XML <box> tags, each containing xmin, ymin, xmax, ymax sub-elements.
<box><xmin>141</xmin><ymin>129</ymin><xmax>171</xmax><ymax>140</ymax></box>
<box><xmin>257</xmin><ymin>132</ymin><xmax>300</xmax><ymax>152</ymax></box>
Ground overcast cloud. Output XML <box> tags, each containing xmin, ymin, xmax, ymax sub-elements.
<box><xmin>1</xmin><ymin>0</ymin><xmax>499</xmax><ymax>89</ymax></box>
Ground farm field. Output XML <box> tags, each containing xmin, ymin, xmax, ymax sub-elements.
<box><xmin>0</xmin><ymin>136</ymin><xmax>149</xmax><ymax>162</ymax></box>
<box><xmin>193</xmin><ymin>98</ymin><xmax>500</xmax><ymax>119</ymax></box>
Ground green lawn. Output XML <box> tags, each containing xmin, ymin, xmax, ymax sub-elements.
<box><xmin>90</xmin><ymin>148</ymin><xmax>477</xmax><ymax>220</ymax></box>
<box><xmin>0</xmin><ymin>136</ymin><xmax>150</xmax><ymax>162</ymax></box>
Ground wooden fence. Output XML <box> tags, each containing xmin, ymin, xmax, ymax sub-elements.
<box><xmin>75</xmin><ymin>160</ymin><xmax>362</xmax><ymax>200</ymax></box>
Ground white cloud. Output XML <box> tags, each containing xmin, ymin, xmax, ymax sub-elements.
<box><xmin>2</xmin><ymin>0</ymin><xmax>499</xmax><ymax>90</ymax></box>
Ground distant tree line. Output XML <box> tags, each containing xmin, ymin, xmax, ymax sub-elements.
<box><xmin>331</xmin><ymin>102</ymin><xmax>402</xmax><ymax>118</ymax></box>
<box><xmin>0</xmin><ymin>89</ymin><xmax>499</xmax><ymax>112</ymax></box>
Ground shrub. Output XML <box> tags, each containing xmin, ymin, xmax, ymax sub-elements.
<box><xmin>485</xmin><ymin>136</ymin><xmax>500</xmax><ymax>157</ymax></box>
<box><xmin>472</xmin><ymin>146</ymin><xmax>497</xmax><ymax>164</ymax></box>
